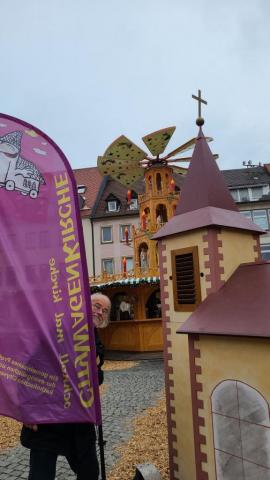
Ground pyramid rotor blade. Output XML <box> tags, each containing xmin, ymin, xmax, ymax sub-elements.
<box><xmin>166</xmin><ymin>153</ymin><xmax>219</xmax><ymax>163</ymax></box>
<box><xmin>164</xmin><ymin>136</ymin><xmax>213</xmax><ymax>160</ymax></box>
<box><xmin>103</xmin><ymin>135</ymin><xmax>148</xmax><ymax>164</ymax></box>
<box><xmin>142</xmin><ymin>126</ymin><xmax>176</xmax><ymax>157</ymax></box>
<box><xmin>97</xmin><ymin>155</ymin><xmax>144</xmax><ymax>187</ymax></box>
<box><xmin>166</xmin><ymin>156</ymin><xmax>192</xmax><ymax>163</ymax></box>
<box><xmin>97</xmin><ymin>135</ymin><xmax>148</xmax><ymax>185</ymax></box>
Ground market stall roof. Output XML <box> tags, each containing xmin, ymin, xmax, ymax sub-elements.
<box><xmin>90</xmin><ymin>276</ymin><xmax>160</xmax><ymax>291</ymax></box>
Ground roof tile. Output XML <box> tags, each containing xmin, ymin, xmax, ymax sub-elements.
<box><xmin>73</xmin><ymin>167</ymin><xmax>103</xmax><ymax>212</ymax></box>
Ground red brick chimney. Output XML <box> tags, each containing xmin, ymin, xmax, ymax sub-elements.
<box><xmin>264</xmin><ymin>163</ymin><xmax>270</xmax><ymax>174</ymax></box>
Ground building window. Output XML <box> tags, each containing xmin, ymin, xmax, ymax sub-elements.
<box><xmin>241</xmin><ymin>210</ymin><xmax>252</xmax><ymax>220</ymax></box>
<box><xmin>251</xmin><ymin>186</ymin><xmax>263</xmax><ymax>200</ymax></box>
<box><xmin>102</xmin><ymin>258</ymin><xmax>114</xmax><ymax>274</ymax></box>
<box><xmin>230</xmin><ymin>185</ymin><xmax>267</xmax><ymax>203</ymax></box>
<box><xmin>107</xmin><ymin>199</ymin><xmax>120</xmax><ymax>212</ymax></box>
<box><xmin>252</xmin><ymin>210</ymin><xmax>269</xmax><ymax>230</ymax></box>
<box><xmin>120</xmin><ymin>225</ymin><xmax>131</xmax><ymax>242</ymax></box>
<box><xmin>240</xmin><ymin>209</ymin><xmax>269</xmax><ymax>231</ymax></box>
<box><xmin>129</xmin><ymin>198</ymin><xmax>138</xmax><ymax>210</ymax></box>
<box><xmin>239</xmin><ymin>188</ymin><xmax>249</xmax><ymax>202</ymax></box>
<box><xmin>212</xmin><ymin>380</ymin><xmax>270</xmax><ymax>479</ymax></box>
<box><xmin>101</xmin><ymin>226</ymin><xmax>113</xmax><ymax>243</ymax></box>
<box><xmin>171</xmin><ymin>246</ymin><xmax>201</xmax><ymax>312</ymax></box>
<box><xmin>77</xmin><ymin>184</ymin><xmax>86</xmax><ymax>194</ymax></box>
<box><xmin>230</xmin><ymin>190</ymin><xmax>239</xmax><ymax>202</ymax></box>
<box><xmin>121</xmin><ymin>256</ymin><xmax>133</xmax><ymax>272</ymax></box>
<box><xmin>261</xmin><ymin>244</ymin><xmax>270</xmax><ymax>260</ymax></box>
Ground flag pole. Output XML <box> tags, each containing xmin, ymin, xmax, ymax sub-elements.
<box><xmin>98</xmin><ymin>423</ymin><xmax>106</xmax><ymax>480</ymax></box>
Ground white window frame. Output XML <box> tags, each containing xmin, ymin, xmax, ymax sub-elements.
<box><xmin>252</xmin><ymin>209</ymin><xmax>269</xmax><ymax>230</ymax></box>
<box><xmin>241</xmin><ymin>210</ymin><xmax>252</xmax><ymax>219</ymax></box>
<box><xmin>101</xmin><ymin>226</ymin><xmax>113</xmax><ymax>243</ymax></box>
<box><xmin>129</xmin><ymin>198</ymin><xmax>138</xmax><ymax>210</ymax></box>
<box><xmin>230</xmin><ymin>185</ymin><xmax>268</xmax><ymax>203</ymax></box>
<box><xmin>251</xmin><ymin>186</ymin><xmax>264</xmax><ymax>200</ymax></box>
<box><xmin>241</xmin><ymin>209</ymin><xmax>269</xmax><ymax>231</ymax></box>
<box><xmin>101</xmin><ymin>258</ymin><xmax>114</xmax><ymax>274</ymax></box>
<box><xmin>107</xmin><ymin>200</ymin><xmax>119</xmax><ymax>212</ymax></box>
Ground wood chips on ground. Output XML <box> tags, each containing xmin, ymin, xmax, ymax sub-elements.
<box><xmin>0</xmin><ymin>417</ymin><xmax>21</xmax><ymax>450</ymax></box>
<box><xmin>103</xmin><ymin>361</ymin><xmax>138</xmax><ymax>371</ymax></box>
<box><xmin>108</xmin><ymin>394</ymin><xmax>169</xmax><ymax>480</ymax></box>
<box><xmin>0</xmin><ymin>383</ymin><xmax>109</xmax><ymax>452</ymax></box>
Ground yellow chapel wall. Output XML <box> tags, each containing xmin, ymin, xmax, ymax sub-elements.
<box><xmin>160</xmin><ymin>227</ymin><xmax>260</xmax><ymax>479</ymax></box>
<box><xmin>161</xmin><ymin>230</ymin><xmax>208</xmax><ymax>480</ymax></box>
<box><xmin>195</xmin><ymin>335</ymin><xmax>270</xmax><ymax>479</ymax></box>
<box><xmin>218</xmin><ymin>228</ymin><xmax>260</xmax><ymax>282</ymax></box>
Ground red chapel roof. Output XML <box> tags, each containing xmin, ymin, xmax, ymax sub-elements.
<box><xmin>153</xmin><ymin>128</ymin><xmax>264</xmax><ymax>240</ymax></box>
<box><xmin>175</xmin><ymin>128</ymin><xmax>238</xmax><ymax>215</ymax></box>
<box><xmin>153</xmin><ymin>205</ymin><xmax>263</xmax><ymax>239</ymax></box>
<box><xmin>179</xmin><ymin>262</ymin><xmax>270</xmax><ymax>338</ymax></box>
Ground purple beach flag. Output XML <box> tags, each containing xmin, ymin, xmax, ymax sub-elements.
<box><xmin>0</xmin><ymin>114</ymin><xmax>101</xmax><ymax>425</ymax></box>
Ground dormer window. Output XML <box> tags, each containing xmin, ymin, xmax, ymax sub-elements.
<box><xmin>77</xmin><ymin>184</ymin><xmax>86</xmax><ymax>194</ymax></box>
<box><xmin>127</xmin><ymin>191</ymin><xmax>138</xmax><ymax>210</ymax></box>
<box><xmin>129</xmin><ymin>198</ymin><xmax>138</xmax><ymax>210</ymax></box>
<box><xmin>230</xmin><ymin>185</ymin><xmax>268</xmax><ymax>203</ymax></box>
<box><xmin>106</xmin><ymin>195</ymin><xmax>121</xmax><ymax>213</ymax></box>
<box><xmin>108</xmin><ymin>200</ymin><xmax>118</xmax><ymax>212</ymax></box>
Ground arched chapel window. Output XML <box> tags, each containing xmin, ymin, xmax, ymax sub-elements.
<box><xmin>212</xmin><ymin>380</ymin><xmax>270</xmax><ymax>479</ymax></box>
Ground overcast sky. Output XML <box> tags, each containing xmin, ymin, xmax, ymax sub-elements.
<box><xmin>1</xmin><ymin>0</ymin><xmax>269</xmax><ymax>171</ymax></box>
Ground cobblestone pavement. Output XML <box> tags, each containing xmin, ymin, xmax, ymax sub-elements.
<box><xmin>0</xmin><ymin>359</ymin><xmax>164</xmax><ymax>479</ymax></box>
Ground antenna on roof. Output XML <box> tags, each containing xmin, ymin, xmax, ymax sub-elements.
<box><xmin>243</xmin><ymin>160</ymin><xmax>261</xmax><ymax>168</ymax></box>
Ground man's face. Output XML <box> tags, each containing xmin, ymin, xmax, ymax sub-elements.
<box><xmin>92</xmin><ymin>296</ymin><xmax>111</xmax><ymax>328</ymax></box>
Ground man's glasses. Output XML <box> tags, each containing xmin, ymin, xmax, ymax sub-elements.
<box><xmin>93</xmin><ymin>303</ymin><xmax>109</xmax><ymax>316</ymax></box>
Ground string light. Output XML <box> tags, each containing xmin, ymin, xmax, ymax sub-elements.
<box><xmin>123</xmin><ymin>256</ymin><xmax>127</xmax><ymax>274</ymax></box>
<box><xmin>170</xmin><ymin>178</ymin><xmax>175</xmax><ymax>192</ymax></box>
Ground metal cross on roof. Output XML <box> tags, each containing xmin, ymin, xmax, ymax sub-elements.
<box><xmin>192</xmin><ymin>89</ymin><xmax>207</xmax><ymax>122</ymax></box>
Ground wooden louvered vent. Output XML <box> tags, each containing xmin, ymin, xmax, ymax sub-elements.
<box><xmin>171</xmin><ymin>246</ymin><xmax>201</xmax><ymax>311</ymax></box>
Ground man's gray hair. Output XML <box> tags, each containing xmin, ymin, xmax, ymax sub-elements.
<box><xmin>91</xmin><ymin>293</ymin><xmax>111</xmax><ymax>328</ymax></box>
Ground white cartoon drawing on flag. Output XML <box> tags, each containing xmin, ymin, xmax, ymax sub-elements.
<box><xmin>0</xmin><ymin>131</ymin><xmax>45</xmax><ymax>199</ymax></box>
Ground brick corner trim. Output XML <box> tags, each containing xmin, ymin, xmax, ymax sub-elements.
<box><xmin>189</xmin><ymin>335</ymin><xmax>209</xmax><ymax>480</ymax></box>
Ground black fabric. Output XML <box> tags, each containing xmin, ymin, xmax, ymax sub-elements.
<box><xmin>28</xmin><ymin>441</ymin><xmax>99</xmax><ymax>480</ymax></box>
<box><xmin>28</xmin><ymin>450</ymin><xmax>57</xmax><ymax>480</ymax></box>
<box><xmin>21</xmin><ymin>422</ymin><xmax>96</xmax><ymax>456</ymax></box>
<box><xmin>95</xmin><ymin>327</ymin><xmax>104</xmax><ymax>367</ymax></box>
<box><xmin>95</xmin><ymin>327</ymin><xmax>104</xmax><ymax>385</ymax></box>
